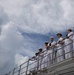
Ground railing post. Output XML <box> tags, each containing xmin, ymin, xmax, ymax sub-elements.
<box><xmin>25</xmin><ymin>60</ymin><xmax>29</xmax><ymax>75</ymax></box>
<box><xmin>12</xmin><ymin>68</ymin><xmax>15</xmax><ymax>75</ymax></box>
<box><xmin>18</xmin><ymin>65</ymin><xmax>21</xmax><ymax>75</ymax></box>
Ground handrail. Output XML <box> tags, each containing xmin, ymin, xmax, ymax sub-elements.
<box><xmin>5</xmin><ymin>33</ymin><xmax>74</xmax><ymax>75</ymax></box>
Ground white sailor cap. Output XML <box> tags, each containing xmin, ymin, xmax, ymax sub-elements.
<box><xmin>57</xmin><ymin>33</ymin><xmax>62</xmax><ymax>36</ymax></box>
<box><xmin>50</xmin><ymin>36</ymin><xmax>54</xmax><ymax>39</ymax></box>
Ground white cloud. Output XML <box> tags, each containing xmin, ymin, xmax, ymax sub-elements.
<box><xmin>0</xmin><ymin>22</ymin><xmax>24</xmax><ymax>51</ymax></box>
<box><xmin>0</xmin><ymin>6</ymin><xmax>9</xmax><ymax>25</ymax></box>
<box><xmin>14</xmin><ymin>53</ymin><xmax>36</xmax><ymax>75</ymax></box>
<box><xmin>15</xmin><ymin>53</ymin><xmax>29</xmax><ymax>66</ymax></box>
<box><xmin>0</xmin><ymin>0</ymin><xmax>74</xmax><ymax>74</ymax></box>
<box><xmin>11</xmin><ymin>0</ymin><xmax>74</xmax><ymax>34</ymax></box>
<box><xmin>0</xmin><ymin>0</ymin><xmax>27</xmax><ymax>17</ymax></box>
<box><xmin>0</xmin><ymin>0</ymin><xmax>74</xmax><ymax>34</ymax></box>
<box><xmin>0</xmin><ymin>21</ymin><xmax>36</xmax><ymax>74</ymax></box>
<box><xmin>14</xmin><ymin>53</ymin><xmax>29</xmax><ymax>75</ymax></box>
<box><xmin>60</xmin><ymin>0</ymin><xmax>74</xmax><ymax>18</ymax></box>
<box><xmin>0</xmin><ymin>6</ymin><xmax>9</xmax><ymax>34</ymax></box>
<box><xmin>0</xmin><ymin>22</ymin><xmax>25</xmax><ymax>74</ymax></box>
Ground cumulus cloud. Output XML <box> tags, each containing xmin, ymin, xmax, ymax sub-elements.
<box><xmin>60</xmin><ymin>0</ymin><xmax>74</xmax><ymax>18</ymax></box>
<box><xmin>0</xmin><ymin>21</ymin><xmax>30</xmax><ymax>66</ymax></box>
<box><xmin>0</xmin><ymin>6</ymin><xmax>9</xmax><ymax>34</ymax></box>
<box><xmin>0</xmin><ymin>22</ymin><xmax>37</xmax><ymax>74</ymax></box>
<box><xmin>12</xmin><ymin>0</ymin><xmax>74</xmax><ymax>34</ymax></box>
<box><xmin>14</xmin><ymin>53</ymin><xmax>36</xmax><ymax>75</ymax></box>
<box><xmin>15</xmin><ymin>53</ymin><xmax>29</xmax><ymax>66</ymax></box>
<box><xmin>0</xmin><ymin>6</ymin><xmax>9</xmax><ymax>25</ymax></box>
<box><xmin>0</xmin><ymin>0</ymin><xmax>74</xmax><ymax>34</ymax></box>
<box><xmin>0</xmin><ymin>22</ymin><xmax>25</xmax><ymax>74</ymax></box>
<box><xmin>0</xmin><ymin>0</ymin><xmax>74</xmax><ymax>75</ymax></box>
<box><xmin>0</xmin><ymin>22</ymin><xmax>24</xmax><ymax>52</ymax></box>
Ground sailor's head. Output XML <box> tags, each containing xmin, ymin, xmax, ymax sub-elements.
<box><xmin>35</xmin><ymin>52</ymin><xmax>39</xmax><ymax>56</ymax></box>
<box><xmin>39</xmin><ymin>48</ymin><xmax>43</xmax><ymax>52</ymax></box>
<box><xmin>44</xmin><ymin>42</ymin><xmax>49</xmax><ymax>49</ymax></box>
<box><xmin>67</xmin><ymin>29</ymin><xmax>72</xmax><ymax>33</ymax></box>
<box><xmin>57</xmin><ymin>33</ymin><xmax>62</xmax><ymax>38</ymax></box>
<box><xmin>50</xmin><ymin>36</ymin><xmax>54</xmax><ymax>42</ymax></box>
<box><xmin>45</xmin><ymin>42</ymin><xmax>48</xmax><ymax>46</ymax></box>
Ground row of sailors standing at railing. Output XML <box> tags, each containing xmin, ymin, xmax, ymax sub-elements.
<box><xmin>29</xmin><ymin>29</ymin><xmax>74</xmax><ymax>72</ymax></box>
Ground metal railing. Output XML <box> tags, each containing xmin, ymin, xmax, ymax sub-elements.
<box><xmin>5</xmin><ymin>38</ymin><xmax>74</xmax><ymax>75</ymax></box>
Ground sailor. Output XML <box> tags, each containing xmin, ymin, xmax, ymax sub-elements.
<box><xmin>38</xmin><ymin>48</ymin><xmax>44</xmax><ymax>70</ymax></box>
<box><xmin>29</xmin><ymin>53</ymin><xmax>39</xmax><ymax>70</ymax></box>
<box><xmin>35</xmin><ymin>52</ymin><xmax>39</xmax><ymax>70</ymax></box>
<box><xmin>29</xmin><ymin>52</ymin><xmax>39</xmax><ymax>74</ymax></box>
<box><xmin>64</xmin><ymin>29</ymin><xmax>73</xmax><ymax>59</ymax></box>
<box><xmin>49</xmin><ymin>36</ymin><xmax>56</xmax><ymax>63</ymax></box>
<box><xmin>44</xmin><ymin>42</ymin><xmax>50</xmax><ymax>67</ymax></box>
<box><xmin>68</xmin><ymin>29</ymin><xmax>74</xmax><ymax>50</ymax></box>
<box><xmin>67</xmin><ymin>29</ymin><xmax>73</xmax><ymax>39</ymax></box>
<box><xmin>56</xmin><ymin>33</ymin><xmax>64</xmax><ymax>62</ymax></box>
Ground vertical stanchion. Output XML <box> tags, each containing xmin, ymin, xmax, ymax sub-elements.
<box><xmin>18</xmin><ymin>65</ymin><xmax>21</xmax><ymax>75</ymax></box>
<box><xmin>25</xmin><ymin>60</ymin><xmax>29</xmax><ymax>75</ymax></box>
<box><xmin>12</xmin><ymin>68</ymin><xmax>15</xmax><ymax>75</ymax></box>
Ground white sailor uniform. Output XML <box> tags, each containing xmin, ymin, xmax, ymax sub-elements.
<box><xmin>38</xmin><ymin>52</ymin><xmax>44</xmax><ymax>70</ymax></box>
<box><xmin>69</xmin><ymin>32</ymin><xmax>74</xmax><ymax>50</ymax></box>
<box><xmin>72</xmin><ymin>35</ymin><xmax>74</xmax><ymax>50</ymax></box>
<box><xmin>44</xmin><ymin>41</ymin><xmax>56</xmax><ymax>67</ymax></box>
<box><xmin>29</xmin><ymin>56</ymin><xmax>39</xmax><ymax>72</ymax></box>
<box><xmin>65</xmin><ymin>32</ymin><xmax>73</xmax><ymax>59</ymax></box>
<box><xmin>57</xmin><ymin>37</ymin><xmax>64</xmax><ymax>62</ymax></box>
<box><xmin>48</xmin><ymin>41</ymin><xmax>56</xmax><ymax>64</ymax></box>
<box><xmin>43</xmin><ymin>49</ymin><xmax>48</xmax><ymax>68</ymax></box>
<box><xmin>35</xmin><ymin>55</ymin><xmax>39</xmax><ymax>70</ymax></box>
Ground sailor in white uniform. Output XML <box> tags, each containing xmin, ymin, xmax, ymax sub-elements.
<box><xmin>38</xmin><ymin>48</ymin><xmax>44</xmax><ymax>70</ymax></box>
<box><xmin>34</xmin><ymin>52</ymin><xmax>39</xmax><ymax>70</ymax></box>
<box><xmin>72</xmin><ymin>35</ymin><xmax>74</xmax><ymax>50</ymax></box>
<box><xmin>64</xmin><ymin>29</ymin><xmax>73</xmax><ymax>59</ymax></box>
<box><xmin>35</xmin><ymin>52</ymin><xmax>39</xmax><ymax>70</ymax></box>
<box><xmin>48</xmin><ymin>36</ymin><xmax>56</xmax><ymax>63</ymax></box>
<box><xmin>56</xmin><ymin>33</ymin><xmax>64</xmax><ymax>62</ymax></box>
<box><xmin>29</xmin><ymin>52</ymin><xmax>39</xmax><ymax>72</ymax></box>
<box><xmin>44</xmin><ymin>42</ymin><xmax>50</xmax><ymax>67</ymax></box>
<box><xmin>67</xmin><ymin>29</ymin><xmax>74</xmax><ymax>51</ymax></box>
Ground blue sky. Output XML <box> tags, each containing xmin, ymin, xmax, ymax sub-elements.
<box><xmin>0</xmin><ymin>0</ymin><xmax>74</xmax><ymax>75</ymax></box>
